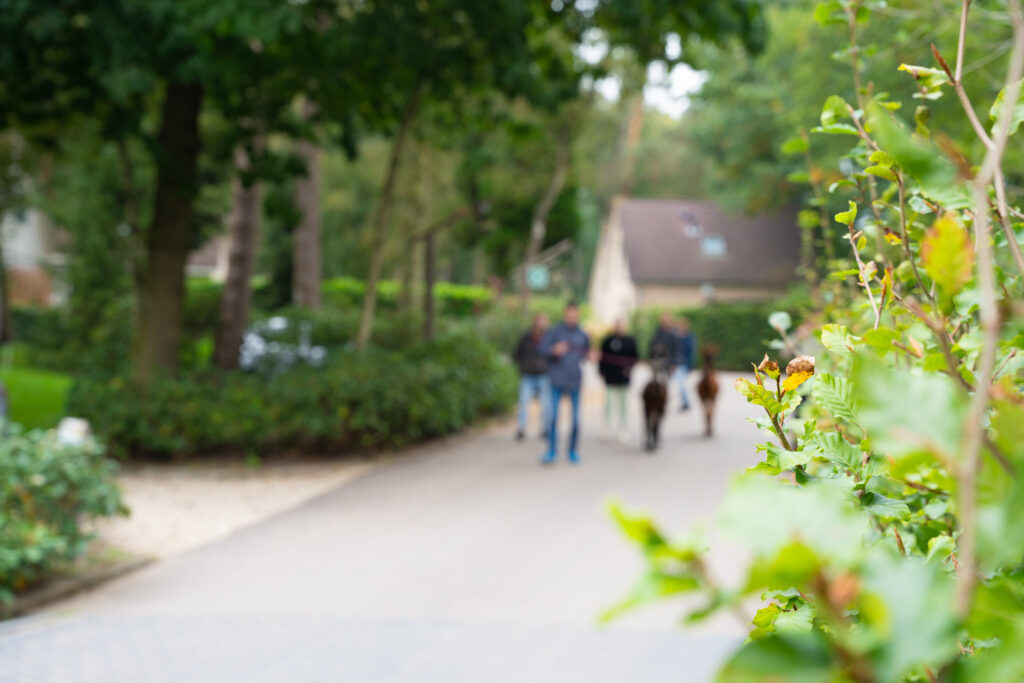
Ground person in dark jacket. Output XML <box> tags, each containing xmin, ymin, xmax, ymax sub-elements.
<box><xmin>674</xmin><ymin>317</ymin><xmax>697</xmax><ymax>411</ymax></box>
<box><xmin>647</xmin><ymin>312</ymin><xmax>678</xmax><ymax>376</ymax></box>
<box><xmin>599</xmin><ymin>319</ymin><xmax>638</xmax><ymax>443</ymax></box>
<box><xmin>513</xmin><ymin>313</ymin><xmax>551</xmax><ymax>440</ymax></box>
<box><xmin>540</xmin><ymin>302</ymin><xmax>590</xmax><ymax>464</ymax></box>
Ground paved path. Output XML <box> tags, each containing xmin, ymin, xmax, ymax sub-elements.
<box><xmin>0</xmin><ymin>368</ymin><xmax>762</xmax><ymax>682</ymax></box>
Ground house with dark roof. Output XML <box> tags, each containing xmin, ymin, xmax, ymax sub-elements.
<box><xmin>588</xmin><ymin>197</ymin><xmax>800</xmax><ymax>323</ymax></box>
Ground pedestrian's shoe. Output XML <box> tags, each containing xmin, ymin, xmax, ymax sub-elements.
<box><xmin>567</xmin><ymin>451</ymin><xmax>580</xmax><ymax>464</ymax></box>
<box><xmin>516</xmin><ymin>430</ymin><xmax>525</xmax><ymax>441</ymax></box>
<box><xmin>540</xmin><ymin>452</ymin><xmax>556</xmax><ymax>465</ymax></box>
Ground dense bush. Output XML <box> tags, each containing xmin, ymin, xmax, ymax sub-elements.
<box><xmin>0</xmin><ymin>426</ymin><xmax>125</xmax><ymax>601</ymax></box>
<box><xmin>321</xmin><ymin>276</ymin><xmax>493</xmax><ymax>316</ymax></box>
<box><xmin>631</xmin><ymin>300</ymin><xmax>804</xmax><ymax>370</ymax></box>
<box><xmin>67</xmin><ymin>330</ymin><xmax>516</xmax><ymax>456</ymax></box>
<box><xmin>609</xmin><ymin>2</ymin><xmax>1024</xmax><ymax>680</ymax></box>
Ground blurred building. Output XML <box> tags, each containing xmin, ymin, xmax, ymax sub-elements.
<box><xmin>588</xmin><ymin>197</ymin><xmax>800</xmax><ymax>324</ymax></box>
<box><xmin>0</xmin><ymin>209</ymin><xmax>66</xmax><ymax>306</ymax></box>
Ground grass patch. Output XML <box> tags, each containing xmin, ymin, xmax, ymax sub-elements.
<box><xmin>0</xmin><ymin>367</ymin><xmax>72</xmax><ymax>430</ymax></box>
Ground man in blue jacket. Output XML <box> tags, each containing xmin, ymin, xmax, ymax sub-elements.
<box><xmin>541</xmin><ymin>302</ymin><xmax>590</xmax><ymax>465</ymax></box>
<box><xmin>674</xmin><ymin>316</ymin><xmax>696</xmax><ymax>411</ymax></box>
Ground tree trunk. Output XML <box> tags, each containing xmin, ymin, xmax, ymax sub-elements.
<box><xmin>134</xmin><ymin>81</ymin><xmax>203</xmax><ymax>382</ymax></box>
<box><xmin>0</xmin><ymin>235</ymin><xmax>10</xmax><ymax>343</ymax></box>
<box><xmin>520</xmin><ymin>129</ymin><xmax>570</xmax><ymax>314</ymax></box>
<box><xmin>213</xmin><ymin>145</ymin><xmax>262</xmax><ymax>370</ymax></box>
<box><xmin>423</xmin><ymin>231</ymin><xmax>436</xmax><ymax>340</ymax></box>
<box><xmin>293</xmin><ymin>101</ymin><xmax>321</xmax><ymax>308</ymax></box>
<box><xmin>618</xmin><ymin>92</ymin><xmax>645</xmax><ymax>197</ymax></box>
<box><xmin>356</xmin><ymin>89</ymin><xmax>421</xmax><ymax>350</ymax></box>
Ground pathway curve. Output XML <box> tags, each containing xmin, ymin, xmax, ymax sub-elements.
<box><xmin>0</xmin><ymin>368</ymin><xmax>762</xmax><ymax>683</ymax></box>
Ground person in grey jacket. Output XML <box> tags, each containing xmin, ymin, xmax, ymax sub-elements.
<box><xmin>513</xmin><ymin>313</ymin><xmax>550</xmax><ymax>440</ymax></box>
<box><xmin>540</xmin><ymin>302</ymin><xmax>590</xmax><ymax>464</ymax></box>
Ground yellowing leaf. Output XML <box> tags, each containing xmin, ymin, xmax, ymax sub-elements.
<box><xmin>921</xmin><ymin>213</ymin><xmax>973</xmax><ymax>300</ymax></box>
<box><xmin>782</xmin><ymin>371</ymin><xmax>813</xmax><ymax>393</ymax></box>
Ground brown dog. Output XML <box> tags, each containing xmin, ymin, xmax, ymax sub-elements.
<box><xmin>696</xmin><ymin>345</ymin><xmax>720</xmax><ymax>437</ymax></box>
<box><xmin>642</xmin><ymin>364</ymin><xmax>669</xmax><ymax>451</ymax></box>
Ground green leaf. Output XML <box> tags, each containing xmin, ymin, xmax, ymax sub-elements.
<box><xmin>780</xmin><ymin>135</ymin><xmax>810</xmax><ymax>155</ymax></box>
<box><xmin>813</xmin><ymin>0</ymin><xmax>846</xmax><ymax>26</ymax></box>
<box><xmin>834</xmin><ymin>200</ymin><xmax>858</xmax><ymax>226</ymax></box>
<box><xmin>768</xmin><ymin>311</ymin><xmax>792</xmax><ymax>333</ymax></box>
<box><xmin>760</xmin><ymin>443</ymin><xmax>812</xmax><ymax>470</ymax></box>
<box><xmin>735</xmin><ymin>378</ymin><xmax>786</xmax><ymax>416</ymax></box>
<box><xmin>989</xmin><ymin>78</ymin><xmax>1024</xmax><ymax>136</ymax></box>
<box><xmin>860</xmin><ymin>552</ymin><xmax>958</xmax><ymax>681</ymax></box>
<box><xmin>820</xmin><ymin>94</ymin><xmax>851</xmax><ymax>128</ymax></box>
<box><xmin>922</xmin><ymin>213</ymin><xmax>974</xmax><ymax>301</ymax></box>
<box><xmin>806</xmin><ymin>430</ymin><xmax>865</xmax><ymax>474</ymax></box>
<box><xmin>812</xmin><ymin>373</ymin><xmax>859</xmax><ymax>425</ymax></box>
<box><xmin>861</xmin><ymin>327</ymin><xmax>900</xmax><ymax>352</ymax></box>
<box><xmin>864</xmin><ymin>164</ymin><xmax>898</xmax><ymax>181</ymax></box>
<box><xmin>852</xmin><ymin>355</ymin><xmax>967</xmax><ymax>460</ymax></box>
<box><xmin>719</xmin><ymin>633</ymin><xmax>832</xmax><ymax>683</ymax></box>
<box><xmin>785</xmin><ymin>170</ymin><xmax>810</xmax><ymax>183</ymax></box>
<box><xmin>867</xmin><ymin>103</ymin><xmax>968</xmax><ymax>208</ymax></box>
<box><xmin>860</xmin><ymin>491</ymin><xmax>911</xmax><ymax>520</ymax></box>
<box><xmin>820</xmin><ymin>324</ymin><xmax>858</xmax><ymax>359</ymax></box>
<box><xmin>721</xmin><ymin>477</ymin><xmax>869</xmax><ymax>567</ymax></box>
<box><xmin>599</xmin><ymin>569</ymin><xmax>701</xmax><ymax>623</ymax></box>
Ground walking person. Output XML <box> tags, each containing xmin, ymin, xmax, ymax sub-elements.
<box><xmin>541</xmin><ymin>302</ymin><xmax>590</xmax><ymax>465</ymax></box>
<box><xmin>598</xmin><ymin>319</ymin><xmax>638</xmax><ymax>443</ymax></box>
<box><xmin>674</xmin><ymin>317</ymin><xmax>696</xmax><ymax>412</ymax></box>
<box><xmin>648</xmin><ymin>312</ymin><xmax>678</xmax><ymax>375</ymax></box>
<box><xmin>513</xmin><ymin>313</ymin><xmax>551</xmax><ymax>440</ymax></box>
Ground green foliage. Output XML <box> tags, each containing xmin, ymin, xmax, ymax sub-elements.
<box><xmin>631</xmin><ymin>300</ymin><xmax>805</xmax><ymax>370</ymax></box>
<box><xmin>607</xmin><ymin>2</ymin><xmax>1024</xmax><ymax>680</ymax></box>
<box><xmin>0</xmin><ymin>427</ymin><xmax>125</xmax><ymax>602</ymax></box>
<box><xmin>66</xmin><ymin>330</ymin><xmax>516</xmax><ymax>456</ymax></box>
<box><xmin>0</xmin><ymin>367</ymin><xmax>72</xmax><ymax>431</ymax></box>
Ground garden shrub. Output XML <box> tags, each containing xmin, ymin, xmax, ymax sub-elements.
<box><xmin>67</xmin><ymin>329</ymin><xmax>516</xmax><ymax>456</ymax></box>
<box><xmin>0</xmin><ymin>426</ymin><xmax>125</xmax><ymax>602</ymax></box>
<box><xmin>607</xmin><ymin>1</ymin><xmax>1024</xmax><ymax>680</ymax></box>
<box><xmin>631</xmin><ymin>300</ymin><xmax>804</xmax><ymax>371</ymax></box>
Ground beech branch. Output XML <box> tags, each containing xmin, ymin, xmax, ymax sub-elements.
<box><xmin>954</xmin><ymin>0</ymin><xmax>1024</xmax><ymax>620</ymax></box>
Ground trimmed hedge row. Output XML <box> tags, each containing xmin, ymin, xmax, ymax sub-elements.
<box><xmin>66</xmin><ymin>330</ymin><xmax>517</xmax><ymax>457</ymax></box>
<box><xmin>631</xmin><ymin>301</ymin><xmax>801</xmax><ymax>371</ymax></box>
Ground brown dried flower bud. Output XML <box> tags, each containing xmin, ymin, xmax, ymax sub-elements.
<box><xmin>786</xmin><ymin>355</ymin><xmax>815</xmax><ymax>376</ymax></box>
<box><xmin>757</xmin><ymin>354</ymin><xmax>780</xmax><ymax>374</ymax></box>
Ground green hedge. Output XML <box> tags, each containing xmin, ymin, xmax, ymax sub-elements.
<box><xmin>321</xmin><ymin>276</ymin><xmax>493</xmax><ymax>315</ymax></box>
<box><xmin>632</xmin><ymin>301</ymin><xmax>801</xmax><ymax>371</ymax></box>
<box><xmin>0</xmin><ymin>427</ymin><xmax>125</xmax><ymax>601</ymax></box>
<box><xmin>67</xmin><ymin>330</ymin><xmax>516</xmax><ymax>457</ymax></box>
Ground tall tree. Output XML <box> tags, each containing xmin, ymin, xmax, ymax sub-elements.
<box><xmin>292</xmin><ymin>100</ymin><xmax>322</xmax><ymax>309</ymax></box>
<box><xmin>213</xmin><ymin>144</ymin><xmax>262</xmax><ymax>370</ymax></box>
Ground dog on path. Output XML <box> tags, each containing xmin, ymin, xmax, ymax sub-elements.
<box><xmin>696</xmin><ymin>345</ymin><xmax>720</xmax><ymax>437</ymax></box>
<box><xmin>641</xmin><ymin>364</ymin><xmax>669</xmax><ymax>452</ymax></box>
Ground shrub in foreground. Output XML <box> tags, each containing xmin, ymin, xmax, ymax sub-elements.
<box><xmin>68</xmin><ymin>331</ymin><xmax>517</xmax><ymax>457</ymax></box>
<box><xmin>0</xmin><ymin>427</ymin><xmax>125</xmax><ymax>601</ymax></box>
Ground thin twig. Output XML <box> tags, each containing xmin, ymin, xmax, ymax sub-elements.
<box><xmin>954</xmin><ymin>0</ymin><xmax>1024</xmax><ymax>620</ymax></box>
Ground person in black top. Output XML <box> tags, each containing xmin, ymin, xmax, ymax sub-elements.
<box><xmin>513</xmin><ymin>313</ymin><xmax>550</xmax><ymax>440</ymax></box>
<box><xmin>599</xmin><ymin>318</ymin><xmax>638</xmax><ymax>443</ymax></box>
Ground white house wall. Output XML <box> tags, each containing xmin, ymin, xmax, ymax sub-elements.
<box><xmin>587</xmin><ymin>196</ymin><xmax>637</xmax><ymax>325</ymax></box>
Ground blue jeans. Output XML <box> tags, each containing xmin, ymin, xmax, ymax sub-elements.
<box><xmin>547</xmin><ymin>386</ymin><xmax>581</xmax><ymax>456</ymax></box>
<box><xmin>518</xmin><ymin>374</ymin><xmax>551</xmax><ymax>434</ymax></box>
<box><xmin>673</xmin><ymin>366</ymin><xmax>691</xmax><ymax>408</ymax></box>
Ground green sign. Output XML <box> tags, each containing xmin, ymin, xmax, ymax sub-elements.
<box><xmin>526</xmin><ymin>265</ymin><xmax>549</xmax><ymax>291</ymax></box>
